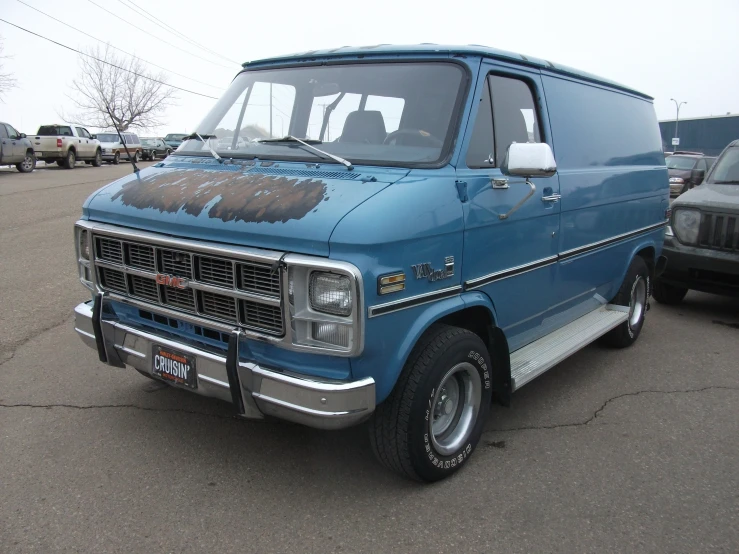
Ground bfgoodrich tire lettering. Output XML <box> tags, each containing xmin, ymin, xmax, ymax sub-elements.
<box><xmin>369</xmin><ymin>324</ymin><xmax>492</xmax><ymax>482</ymax></box>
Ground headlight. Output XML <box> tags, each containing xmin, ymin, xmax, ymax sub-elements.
<box><xmin>669</xmin><ymin>177</ymin><xmax>684</xmax><ymax>184</ymax></box>
<box><xmin>309</xmin><ymin>272</ymin><xmax>352</xmax><ymax>316</ymax></box>
<box><xmin>285</xmin><ymin>259</ymin><xmax>362</xmax><ymax>355</ymax></box>
<box><xmin>74</xmin><ymin>225</ymin><xmax>93</xmax><ymax>291</ymax></box>
<box><xmin>672</xmin><ymin>209</ymin><xmax>701</xmax><ymax>244</ymax></box>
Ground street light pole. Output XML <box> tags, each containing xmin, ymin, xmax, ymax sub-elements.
<box><xmin>670</xmin><ymin>98</ymin><xmax>686</xmax><ymax>153</ymax></box>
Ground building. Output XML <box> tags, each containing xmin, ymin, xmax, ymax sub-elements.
<box><xmin>659</xmin><ymin>114</ymin><xmax>739</xmax><ymax>155</ymax></box>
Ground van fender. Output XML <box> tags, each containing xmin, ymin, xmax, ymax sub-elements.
<box><xmin>614</xmin><ymin>234</ymin><xmax>661</xmax><ymax>300</ymax></box>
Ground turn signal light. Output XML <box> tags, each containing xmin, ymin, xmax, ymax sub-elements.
<box><xmin>379</xmin><ymin>272</ymin><xmax>406</xmax><ymax>295</ymax></box>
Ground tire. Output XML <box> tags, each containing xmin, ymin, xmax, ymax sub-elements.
<box><xmin>133</xmin><ymin>151</ymin><xmax>140</xmax><ymax>163</ymax></box>
<box><xmin>91</xmin><ymin>149</ymin><xmax>103</xmax><ymax>167</ymax></box>
<box><xmin>652</xmin><ymin>279</ymin><xmax>688</xmax><ymax>305</ymax></box>
<box><xmin>16</xmin><ymin>152</ymin><xmax>36</xmax><ymax>173</ymax></box>
<box><xmin>165</xmin><ymin>149</ymin><xmax>172</xmax><ymax>157</ymax></box>
<box><xmin>369</xmin><ymin>324</ymin><xmax>492</xmax><ymax>482</ymax></box>
<box><xmin>62</xmin><ymin>149</ymin><xmax>76</xmax><ymax>169</ymax></box>
<box><xmin>602</xmin><ymin>256</ymin><xmax>650</xmax><ymax>348</ymax></box>
<box><xmin>113</xmin><ymin>152</ymin><xmax>120</xmax><ymax>165</ymax></box>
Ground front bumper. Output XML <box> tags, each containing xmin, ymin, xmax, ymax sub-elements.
<box><xmin>74</xmin><ymin>300</ymin><xmax>375</xmax><ymax>429</ymax></box>
<box><xmin>660</xmin><ymin>238</ymin><xmax>739</xmax><ymax>296</ymax></box>
<box><xmin>669</xmin><ymin>182</ymin><xmax>684</xmax><ymax>197</ymax></box>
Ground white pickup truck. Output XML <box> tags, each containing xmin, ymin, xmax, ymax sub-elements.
<box><xmin>32</xmin><ymin>124</ymin><xmax>103</xmax><ymax>169</ymax></box>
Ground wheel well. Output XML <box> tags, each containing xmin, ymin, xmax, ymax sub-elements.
<box><xmin>68</xmin><ymin>147</ymin><xmax>76</xmax><ymax>154</ymax></box>
<box><xmin>26</xmin><ymin>148</ymin><xmax>34</xmax><ymax>155</ymax></box>
<box><xmin>436</xmin><ymin>306</ymin><xmax>512</xmax><ymax>405</ymax></box>
<box><xmin>636</xmin><ymin>246</ymin><xmax>656</xmax><ymax>278</ymax></box>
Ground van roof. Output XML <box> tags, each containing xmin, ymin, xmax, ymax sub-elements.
<box><xmin>244</xmin><ymin>44</ymin><xmax>651</xmax><ymax>100</ymax></box>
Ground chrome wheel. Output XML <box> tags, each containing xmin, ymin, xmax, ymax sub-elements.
<box><xmin>430</xmin><ymin>362</ymin><xmax>482</xmax><ymax>456</ymax></box>
<box><xmin>21</xmin><ymin>156</ymin><xmax>34</xmax><ymax>171</ymax></box>
<box><xmin>629</xmin><ymin>276</ymin><xmax>647</xmax><ymax>328</ymax></box>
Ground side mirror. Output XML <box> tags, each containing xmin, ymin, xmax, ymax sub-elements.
<box><xmin>690</xmin><ymin>167</ymin><xmax>705</xmax><ymax>185</ymax></box>
<box><xmin>20</xmin><ymin>133</ymin><xmax>27</xmax><ymax>139</ymax></box>
<box><xmin>502</xmin><ymin>142</ymin><xmax>557</xmax><ymax>178</ymax></box>
<box><xmin>91</xmin><ymin>134</ymin><xmax>97</xmax><ymax>139</ymax></box>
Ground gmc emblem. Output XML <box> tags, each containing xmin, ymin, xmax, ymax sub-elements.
<box><xmin>156</xmin><ymin>274</ymin><xmax>189</xmax><ymax>289</ymax></box>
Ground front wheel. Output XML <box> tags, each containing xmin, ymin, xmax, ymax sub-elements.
<box><xmin>91</xmin><ymin>149</ymin><xmax>102</xmax><ymax>167</ymax></box>
<box><xmin>132</xmin><ymin>151</ymin><xmax>140</xmax><ymax>163</ymax></box>
<box><xmin>369</xmin><ymin>325</ymin><xmax>492</xmax><ymax>482</ymax></box>
<box><xmin>602</xmin><ymin>256</ymin><xmax>650</xmax><ymax>348</ymax></box>
<box><xmin>16</xmin><ymin>153</ymin><xmax>36</xmax><ymax>173</ymax></box>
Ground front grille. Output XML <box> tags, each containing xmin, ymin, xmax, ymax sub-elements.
<box><xmin>200</xmin><ymin>291</ymin><xmax>238</xmax><ymax>322</ymax></box>
<box><xmin>240</xmin><ymin>300</ymin><xmax>283</xmax><ymax>333</ymax></box>
<box><xmin>698</xmin><ymin>212</ymin><xmax>739</xmax><ymax>252</ymax></box>
<box><xmin>239</xmin><ymin>263</ymin><xmax>280</xmax><ymax>297</ymax></box>
<box><xmin>92</xmin><ymin>233</ymin><xmax>284</xmax><ymax>336</ymax></box>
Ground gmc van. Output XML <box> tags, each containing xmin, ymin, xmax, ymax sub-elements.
<box><xmin>73</xmin><ymin>45</ymin><xmax>669</xmax><ymax>482</ymax></box>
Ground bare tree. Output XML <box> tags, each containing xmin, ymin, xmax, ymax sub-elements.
<box><xmin>0</xmin><ymin>36</ymin><xmax>17</xmax><ymax>102</ymax></box>
<box><xmin>69</xmin><ymin>45</ymin><xmax>175</xmax><ymax>131</ymax></box>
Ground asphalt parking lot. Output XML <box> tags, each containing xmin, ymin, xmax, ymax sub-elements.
<box><xmin>1</xmin><ymin>163</ymin><xmax>738</xmax><ymax>553</ymax></box>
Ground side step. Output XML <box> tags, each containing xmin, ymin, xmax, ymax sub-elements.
<box><xmin>510</xmin><ymin>305</ymin><xmax>629</xmax><ymax>391</ymax></box>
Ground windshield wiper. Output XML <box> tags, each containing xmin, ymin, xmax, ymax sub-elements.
<box><xmin>188</xmin><ymin>132</ymin><xmax>223</xmax><ymax>164</ymax></box>
<box><xmin>258</xmin><ymin>135</ymin><xmax>353</xmax><ymax>170</ymax></box>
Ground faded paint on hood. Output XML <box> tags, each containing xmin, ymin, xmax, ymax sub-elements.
<box><xmin>83</xmin><ymin>160</ymin><xmax>404</xmax><ymax>256</ymax></box>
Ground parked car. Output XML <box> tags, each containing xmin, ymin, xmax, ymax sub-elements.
<box><xmin>32</xmin><ymin>124</ymin><xmax>102</xmax><ymax>169</ymax></box>
<box><xmin>95</xmin><ymin>132</ymin><xmax>142</xmax><ymax>164</ymax></box>
<box><xmin>0</xmin><ymin>121</ymin><xmax>36</xmax><ymax>172</ymax></box>
<box><xmin>72</xmin><ymin>44</ymin><xmax>669</xmax><ymax>482</ymax></box>
<box><xmin>666</xmin><ymin>152</ymin><xmax>716</xmax><ymax>197</ymax></box>
<box><xmin>163</xmin><ymin>133</ymin><xmax>188</xmax><ymax>150</ymax></box>
<box><xmin>655</xmin><ymin>140</ymin><xmax>739</xmax><ymax>303</ymax></box>
<box><xmin>140</xmin><ymin>137</ymin><xmax>172</xmax><ymax>160</ymax></box>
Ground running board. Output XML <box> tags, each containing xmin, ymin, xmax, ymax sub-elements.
<box><xmin>510</xmin><ymin>305</ymin><xmax>629</xmax><ymax>391</ymax></box>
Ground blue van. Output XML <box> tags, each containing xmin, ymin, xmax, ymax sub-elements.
<box><xmin>73</xmin><ymin>45</ymin><xmax>669</xmax><ymax>481</ymax></box>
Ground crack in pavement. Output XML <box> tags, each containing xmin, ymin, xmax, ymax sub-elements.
<box><xmin>486</xmin><ymin>386</ymin><xmax>739</xmax><ymax>434</ymax></box>
<box><xmin>0</xmin><ymin>317</ymin><xmax>81</xmax><ymax>368</ymax></box>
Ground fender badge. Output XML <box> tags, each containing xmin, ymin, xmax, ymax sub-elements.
<box><xmin>411</xmin><ymin>256</ymin><xmax>454</xmax><ymax>282</ymax></box>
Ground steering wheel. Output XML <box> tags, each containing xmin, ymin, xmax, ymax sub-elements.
<box><xmin>383</xmin><ymin>129</ymin><xmax>443</xmax><ymax>147</ymax></box>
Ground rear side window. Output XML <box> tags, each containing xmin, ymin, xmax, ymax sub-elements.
<box><xmin>0</xmin><ymin>125</ymin><xmax>7</xmax><ymax>139</ymax></box>
<box><xmin>466</xmin><ymin>74</ymin><xmax>541</xmax><ymax>168</ymax></box>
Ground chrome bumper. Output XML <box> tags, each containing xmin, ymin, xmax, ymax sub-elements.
<box><xmin>74</xmin><ymin>301</ymin><xmax>375</xmax><ymax>430</ymax></box>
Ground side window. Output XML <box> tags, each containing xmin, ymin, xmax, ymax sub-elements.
<box><xmin>465</xmin><ymin>80</ymin><xmax>495</xmax><ymax>167</ymax></box>
<box><xmin>364</xmin><ymin>95</ymin><xmax>405</xmax><ymax>134</ymax></box>
<box><xmin>489</xmin><ymin>75</ymin><xmax>541</xmax><ymax>165</ymax></box>
<box><xmin>59</xmin><ymin>126</ymin><xmax>73</xmax><ymax>136</ymax></box>
<box><xmin>0</xmin><ymin>125</ymin><xmax>8</xmax><ymax>139</ymax></box>
<box><xmin>75</xmin><ymin>127</ymin><xmax>87</xmax><ymax>138</ymax></box>
<box><xmin>131</xmin><ymin>135</ymin><xmax>140</xmax><ymax>144</ymax></box>
<box><xmin>5</xmin><ymin>124</ymin><xmax>19</xmax><ymax>139</ymax></box>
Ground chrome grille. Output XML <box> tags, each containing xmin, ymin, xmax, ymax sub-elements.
<box><xmin>699</xmin><ymin>212</ymin><xmax>739</xmax><ymax>252</ymax></box>
<box><xmin>239</xmin><ymin>263</ymin><xmax>280</xmax><ymax>297</ymax></box>
<box><xmin>200</xmin><ymin>291</ymin><xmax>238</xmax><ymax>322</ymax></box>
<box><xmin>162</xmin><ymin>286</ymin><xmax>196</xmax><ymax>310</ymax></box>
<box><xmin>160</xmin><ymin>249</ymin><xmax>193</xmax><ymax>278</ymax></box>
<box><xmin>96</xmin><ymin>237</ymin><xmax>123</xmax><ymax>264</ymax></box>
<box><xmin>99</xmin><ymin>267</ymin><xmax>126</xmax><ymax>293</ymax></box>
<box><xmin>198</xmin><ymin>256</ymin><xmax>234</xmax><ymax>287</ymax></box>
<box><xmin>92</xmin><ymin>232</ymin><xmax>284</xmax><ymax>336</ymax></box>
<box><xmin>129</xmin><ymin>275</ymin><xmax>159</xmax><ymax>302</ymax></box>
<box><xmin>240</xmin><ymin>300</ymin><xmax>283</xmax><ymax>334</ymax></box>
<box><xmin>126</xmin><ymin>243</ymin><xmax>155</xmax><ymax>271</ymax></box>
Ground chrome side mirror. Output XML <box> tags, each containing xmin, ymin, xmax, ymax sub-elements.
<box><xmin>501</xmin><ymin>142</ymin><xmax>557</xmax><ymax>178</ymax></box>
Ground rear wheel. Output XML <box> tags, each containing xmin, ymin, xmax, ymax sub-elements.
<box><xmin>133</xmin><ymin>151</ymin><xmax>140</xmax><ymax>163</ymax></box>
<box><xmin>91</xmin><ymin>149</ymin><xmax>103</xmax><ymax>167</ymax></box>
<box><xmin>16</xmin><ymin>152</ymin><xmax>36</xmax><ymax>173</ymax></box>
<box><xmin>62</xmin><ymin>149</ymin><xmax>76</xmax><ymax>169</ymax></box>
<box><xmin>602</xmin><ymin>256</ymin><xmax>649</xmax><ymax>348</ymax></box>
<box><xmin>113</xmin><ymin>152</ymin><xmax>120</xmax><ymax>165</ymax></box>
<box><xmin>369</xmin><ymin>324</ymin><xmax>492</xmax><ymax>482</ymax></box>
<box><xmin>652</xmin><ymin>279</ymin><xmax>688</xmax><ymax>305</ymax></box>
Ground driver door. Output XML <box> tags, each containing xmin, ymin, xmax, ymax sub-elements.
<box><xmin>457</xmin><ymin>66</ymin><xmax>561</xmax><ymax>352</ymax></box>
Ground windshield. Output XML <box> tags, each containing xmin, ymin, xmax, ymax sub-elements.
<box><xmin>666</xmin><ymin>156</ymin><xmax>698</xmax><ymax>170</ymax></box>
<box><xmin>180</xmin><ymin>62</ymin><xmax>466</xmax><ymax>166</ymax></box>
<box><xmin>707</xmin><ymin>147</ymin><xmax>739</xmax><ymax>184</ymax></box>
<box><xmin>141</xmin><ymin>138</ymin><xmax>157</xmax><ymax>146</ymax></box>
<box><xmin>165</xmin><ymin>134</ymin><xmax>187</xmax><ymax>141</ymax></box>
<box><xmin>97</xmin><ymin>133</ymin><xmax>120</xmax><ymax>142</ymax></box>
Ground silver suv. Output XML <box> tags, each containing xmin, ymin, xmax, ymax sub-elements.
<box><xmin>95</xmin><ymin>132</ymin><xmax>143</xmax><ymax>164</ymax></box>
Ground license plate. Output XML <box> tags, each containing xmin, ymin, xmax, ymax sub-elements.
<box><xmin>152</xmin><ymin>346</ymin><xmax>197</xmax><ymax>388</ymax></box>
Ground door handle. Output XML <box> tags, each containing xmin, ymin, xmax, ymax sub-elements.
<box><xmin>542</xmin><ymin>193</ymin><xmax>561</xmax><ymax>203</ymax></box>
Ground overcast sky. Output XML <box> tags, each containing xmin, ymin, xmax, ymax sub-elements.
<box><xmin>1</xmin><ymin>0</ymin><xmax>738</xmax><ymax>137</ymax></box>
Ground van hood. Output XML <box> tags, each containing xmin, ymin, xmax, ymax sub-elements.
<box><xmin>82</xmin><ymin>157</ymin><xmax>403</xmax><ymax>256</ymax></box>
<box><xmin>674</xmin><ymin>182</ymin><xmax>739</xmax><ymax>213</ymax></box>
